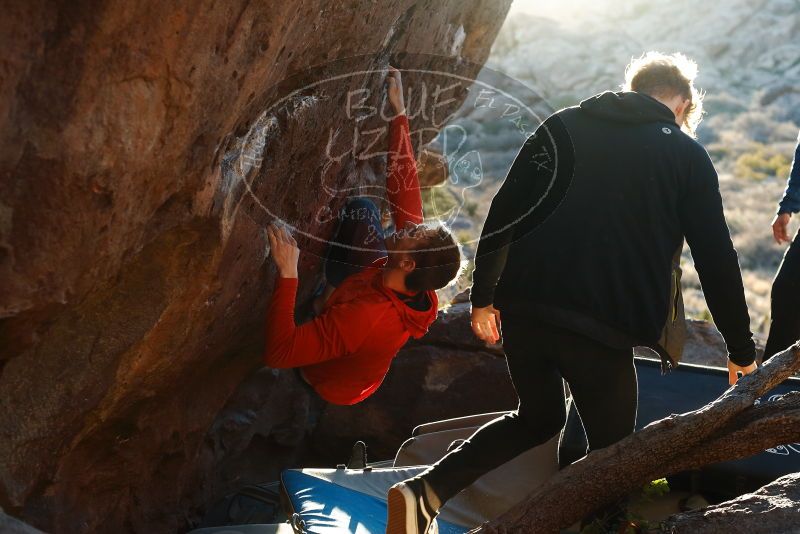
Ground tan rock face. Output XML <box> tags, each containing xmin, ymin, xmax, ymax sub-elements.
<box><xmin>0</xmin><ymin>1</ymin><xmax>511</xmax><ymax>531</ymax></box>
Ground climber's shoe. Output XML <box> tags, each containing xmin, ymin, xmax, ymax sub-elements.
<box><xmin>386</xmin><ymin>477</ymin><xmax>439</xmax><ymax>534</ymax></box>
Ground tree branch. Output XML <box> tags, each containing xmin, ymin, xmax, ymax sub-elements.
<box><xmin>474</xmin><ymin>343</ymin><xmax>800</xmax><ymax>534</ymax></box>
<box><xmin>668</xmin><ymin>395</ymin><xmax>800</xmax><ymax>474</ymax></box>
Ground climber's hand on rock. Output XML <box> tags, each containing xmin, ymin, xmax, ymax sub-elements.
<box><xmin>471</xmin><ymin>305</ymin><xmax>501</xmax><ymax>344</ymax></box>
<box><xmin>771</xmin><ymin>212</ymin><xmax>792</xmax><ymax>245</ymax></box>
<box><xmin>267</xmin><ymin>223</ymin><xmax>299</xmax><ymax>278</ymax></box>
<box><xmin>386</xmin><ymin>66</ymin><xmax>405</xmax><ymax>116</ymax></box>
<box><xmin>727</xmin><ymin>360</ymin><xmax>757</xmax><ymax>385</ymax></box>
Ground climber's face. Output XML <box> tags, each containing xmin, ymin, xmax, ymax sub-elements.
<box><xmin>385</xmin><ymin>221</ymin><xmax>461</xmax><ymax>292</ymax></box>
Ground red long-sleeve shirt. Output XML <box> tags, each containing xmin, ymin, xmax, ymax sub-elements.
<box><xmin>264</xmin><ymin>114</ymin><xmax>438</xmax><ymax>405</ymax></box>
<box><xmin>385</xmin><ymin>114</ymin><xmax>423</xmax><ymax>229</ymax></box>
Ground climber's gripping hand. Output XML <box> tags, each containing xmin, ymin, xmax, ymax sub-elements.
<box><xmin>386</xmin><ymin>65</ymin><xmax>405</xmax><ymax>116</ymax></box>
<box><xmin>267</xmin><ymin>223</ymin><xmax>299</xmax><ymax>279</ymax></box>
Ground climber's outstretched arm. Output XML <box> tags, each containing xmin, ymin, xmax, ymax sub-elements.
<box><xmin>263</xmin><ymin>224</ymin><xmax>378</xmax><ymax>368</ymax></box>
<box><xmin>385</xmin><ymin>66</ymin><xmax>423</xmax><ymax>229</ymax></box>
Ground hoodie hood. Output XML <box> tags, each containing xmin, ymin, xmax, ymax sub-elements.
<box><xmin>580</xmin><ymin>91</ymin><xmax>678</xmax><ymax>126</ymax></box>
<box><xmin>373</xmin><ymin>273</ymin><xmax>438</xmax><ymax>339</ymax></box>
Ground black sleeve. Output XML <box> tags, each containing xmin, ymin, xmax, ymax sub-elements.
<box><xmin>470</xmin><ymin>115</ymin><xmax>572</xmax><ymax>308</ymax></box>
<box><xmin>777</xmin><ymin>133</ymin><xmax>800</xmax><ymax>214</ymax></box>
<box><xmin>680</xmin><ymin>143</ymin><xmax>756</xmax><ymax>366</ymax></box>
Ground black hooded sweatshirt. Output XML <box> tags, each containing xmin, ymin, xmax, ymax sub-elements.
<box><xmin>470</xmin><ymin>91</ymin><xmax>756</xmax><ymax>366</ymax></box>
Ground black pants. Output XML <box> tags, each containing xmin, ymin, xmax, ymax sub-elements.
<box><xmin>419</xmin><ymin>315</ymin><xmax>637</xmax><ymax>503</ymax></box>
<box><xmin>324</xmin><ymin>198</ymin><xmax>386</xmax><ymax>287</ymax></box>
<box><xmin>765</xmin><ymin>229</ymin><xmax>800</xmax><ymax>360</ymax></box>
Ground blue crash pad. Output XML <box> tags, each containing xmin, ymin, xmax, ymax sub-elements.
<box><xmin>281</xmin><ymin>470</ymin><xmax>467</xmax><ymax>534</ymax></box>
<box><xmin>562</xmin><ymin>358</ymin><xmax>800</xmax><ymax>496</ymax></box>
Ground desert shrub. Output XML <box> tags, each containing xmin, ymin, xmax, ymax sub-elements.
<box><xmin>466</xmin><ymin>201</ymin><xmax>480</xmax><ymax>217</ymax></box>
<box><xmin>547</xmin><ymin>93</ymin><xmax>579</xmax><ymax>112</ymax></box>
<box><xmin>729</xmin><ymin>110</ymin><xmax>797</xmax><ymax>145</ymax></box>
<box><xmin>422</xmin><ymin>184</ymin><xmax>458</xmax><ymax>218</ymax></box>
<box><xmin>703</xmin><ymin>92</ymin><xmax>747</xmax><ymax>116</ymax></box>
<box><xmin>477</xmin><ymin>129</ymin><xmax>528</xmax><ymax>151</ymax></box>
<box><xmin>695</xmin><ymin>308</ymin><xmax>713</xmax><ymax>323</ymax></box>
<box><xmin>481</xmin><ymin>119</ymin><xmax>511</xmax><ymax>136</ymax></box>
<box><xmin>697</xmin><ymin>121</ymin><xmax>719</xmax><ymax>145</ymax></box>
<box><xmin>460</xmin><ymin>259</ymin><xmax>475</xmax><ymax>284</ymax></box>
<box><xmin>455</xmin><ymin>229</ymin><xmax>475</xmax><ymax>247</ymax></box>
<box><xmin>734</xmin><ymin>143</ymin><xmax>792</xmax><ymax>180</ymax></box>
<box><xmin>706</xmin><ymin>143</ymin><xmax>731</xmax><ymax>163</ymax></box>
<box><xmin>480</xmin><ymin>151</ymin><xmax>517</xmax><ymax>178</ymax></box>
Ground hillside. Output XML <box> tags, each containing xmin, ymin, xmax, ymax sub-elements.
<box><xmin>430</xmin><ymin>0</ymin><xmax>800</xmax><ymax>337</ymax></box>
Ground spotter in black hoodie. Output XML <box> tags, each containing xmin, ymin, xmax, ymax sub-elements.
<box><xmin>470</xmin><ymin>91</ymin><xmax>756</xmax><ymax>366</ymax></box>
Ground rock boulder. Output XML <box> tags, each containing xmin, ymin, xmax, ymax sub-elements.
<box><xmin>0</xmin><ymin>1</ymin><xmax>511</xmax><ymax>531</ymax></box>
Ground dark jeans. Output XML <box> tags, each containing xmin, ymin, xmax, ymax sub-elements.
<box><xmin>324</xmin><ymin>198</ymin><xmax>387</xmax><ymax>287</ymax></box>
<box><xmin>765</xmin><ymin>229</ymin><xmax>800</xmax><ymax>360</ymax></box>
<box><xmin>419</xmin><ymin>315</ymin><xmax>637</xmax><ymax>503</ymax></box>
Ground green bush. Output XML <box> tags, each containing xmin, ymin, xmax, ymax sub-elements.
<box><xmin>422</xmin><ymin>185</ymin><xmax>458</xmax><ymax>219</ymax></box>
<box><xmin>464</xmin><ymin>200</ymin><xmax>479</xmax><ymax>217</ymax></box>
<box><xmin>706</xmin><ymin>143</ymin><xmax>731</xmax><ymax>162</ymax></box>
<box><xmin>734</xmin><ymin>143</ymin><xmax>792</xmax><ymax>180</ymax></box>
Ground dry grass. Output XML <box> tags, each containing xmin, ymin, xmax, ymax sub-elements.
<box><xmin>682</xmin><ymin>174</ymin><xmax>796</xmax><ymax>340</ymax></box>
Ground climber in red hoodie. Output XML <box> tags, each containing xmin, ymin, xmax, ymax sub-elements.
<box><xmin>263</xmin><ymin>67</ymin><xmax>462</xmax><ymax>405</ymax></box>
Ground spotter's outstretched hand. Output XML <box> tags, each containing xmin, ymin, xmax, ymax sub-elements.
<box><xmin>471</xmin><ymin>304</ymin><xmax>502</xmax><ymax>345</ymax></box>
<box><xmin>772</xmin><ymin>212</ymin><xmax>792</xmax><ymax>245</ymax></box>
<box><xmin>728</xmin><ymin>360</ymin><xmax>757</xmax><ymax>385</ymax></box>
